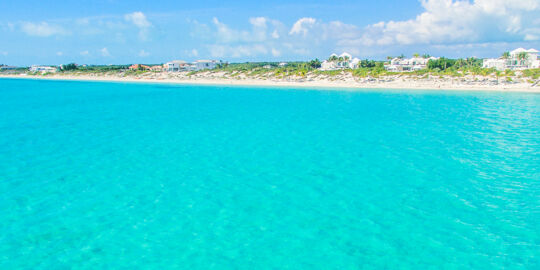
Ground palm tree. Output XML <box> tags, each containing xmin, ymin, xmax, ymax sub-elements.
<box><xmin>413</xmin><ymin>53</ymin><xmax>420</xmax><ymax>58</ymax></box>
<box><xmin>455</xmin><ymin>59</ymin><xmax>465</xmax><ymax>68</ymax></box>
<box><xmin>495</xmin><ymin>70</ymin><xmax>502</xmax><ymax>80</ymax></box>
<box><xmin>466</xmin><ymin>57</ymin><xmax>476</xmax><ymax>68</ymax></box>
<box><xmin>517</xmin><ymin>52</ymin><xmax>528</xmax><ymax>66</ymax></box>
<box><xmin>501</xmin><ymin>51</ymin><xmax>510</xmax><ymax>59</ymax></box>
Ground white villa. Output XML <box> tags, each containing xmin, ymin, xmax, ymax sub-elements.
<box><xmin>385</xmin><ymin>56</ymin><xmax>439</xmax><ymax>72</ymax></box>
<box><xmin>164</xmin><ymin>60</ymin><xmax>188</xmax><ymax>72</ymax></box>
<box><xmin>30</xmin><ymin>65</ymin><xmax>58</xmax><ymax>73</ymax></box>
<box><xmin>483</xmin><ymin>48</ymin><xmax>540</xmax><ymax>71</ymax></box>
<box><xmin>193</xmin><ymin>60</ymin><xmax>221</xmax><ymax>70</ymax></box>
<box><xmin>320</xmin><ymin>53</ymin><xmax>361</xmax><ymax>70</ymax></box>
<box><xmin>165</xmin><ymin>60</ymin><xmax>221</xmax><ymax>72</ymax></box>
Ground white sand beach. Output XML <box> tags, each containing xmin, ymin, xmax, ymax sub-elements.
<box><xmin>1</xmin><ymin>73</ymin><xmax>539</xmax><ymax>93</ymax></box>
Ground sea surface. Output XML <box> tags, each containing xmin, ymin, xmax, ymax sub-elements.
<box><xmin>0</xmin><ymin>78</ymin><xmax>539</xmax><ymax>269</ymax></box>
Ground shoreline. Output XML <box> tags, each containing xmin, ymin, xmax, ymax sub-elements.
<box><xmin>1</xmin><ymin>74</ymin><xmax>539</xmax><ymax>93</ymax></box>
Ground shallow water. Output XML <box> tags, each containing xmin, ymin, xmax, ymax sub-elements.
<box><xmin>0</xmin><ymin>79</ymin><xmax>539</xmax><ymax>269</ymax></box>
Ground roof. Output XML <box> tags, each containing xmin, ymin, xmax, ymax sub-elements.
<box><xmin>510</xmin><ymin>48</ymin><xmax>538</xmax><ymax>54</ymax></box>
<box><xmin>167</xmin><ymin>60</ymin><xmax>186</xmax><ymax>64</ymax></box>
<box><xmin>339</xmin><ymin>52</ymin><xmax>352</xmax><ymax>58</ymax></box>
<box><xmin>511</xmin><ymin>48</ymin><xmax>527</xmax><ymax>54</ymax></box>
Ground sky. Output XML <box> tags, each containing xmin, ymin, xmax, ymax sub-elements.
<box><xmin>1</xmin><ymin>0</ymin><xmax>540</xmax><ymax>66</ymax></box>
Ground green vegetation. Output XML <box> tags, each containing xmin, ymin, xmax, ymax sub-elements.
<box><xmin>67</xmin><ymin>65</ymin><xmax>129</xmax><ymax>73</ymax></box>
<box><xmin>2</xmin><ymin>58</ymin><xmax>539</xmax><ymax>84</ymax></box>
<box><xmin>61</xmin><ymin>63</ymin><xmax>78</xmax><ymax>71</ymax></box>
<box><xmin>0</xmin><ymin>67</ymin><xmax>29</xmax><ymax>74</ymax></box>
<box><xmin>521</xmin><ymin>68</ymin><xmax>540</xmax><ymax>79</ymax></box>
<box><xmin>207</xmin><ymin>61</ymin><xmax>325</xmax><ymax>78</ymax></box>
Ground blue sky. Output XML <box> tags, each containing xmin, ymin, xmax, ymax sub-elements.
<box><xmin>1</xmin><ymin>0</ymin><xmax>540</xmax><ymax>65</ymax></box>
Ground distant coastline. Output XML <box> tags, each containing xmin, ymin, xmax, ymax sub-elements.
<box><xmin>1</xmin><ymin>73</ymin><xmax>539</xmax><ymax>93</ymax></box>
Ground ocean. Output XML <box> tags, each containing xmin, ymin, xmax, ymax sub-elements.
<box><xmin>0</xmin><ymin>78</ymin><xmax>539</xmax><ymax>269</ymax></box>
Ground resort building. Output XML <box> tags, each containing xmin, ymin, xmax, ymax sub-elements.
<box><xmin>320</xmin><ymin>52</ymin><xmax>361</xmax><ymax>70</ymax></box>
<box><xmin>29</xmin><ymin>65</ymin><xmax>58</xmax><ymax>73</ymax></box>
<box><xmin>150</xmin><ymin>65</ymin><xmax>163</xmax><ymax>72</ymax></box>
<box><xmin>483</xmin><ymin>48</ymin><xmax>540</xmax><ymax>71</ymax></box>
<box><xmin>385</xmin><ymin>56</ymin><xmax>439</xmax><ymax>72</ymax></box>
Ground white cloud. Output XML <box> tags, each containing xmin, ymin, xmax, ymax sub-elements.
<box><xmin>199</xmin><ymin>17</ymin><xmax>342</xmax><ymax>58</ymax></box>
<box><xmin>354</xmin><ymin>0</ymin><xmax>540</xmax><ymax>46</ymax></box>
<box><xmin>80</xmin><ymin>50</ymin><xmax>89</xmax><ymax>56</ymax></box>
<box><xmin>524</xmin><ymin>34</ymin><xmax>540</xmax><ymax>41</ymax></box>
<box><xmin>196</xmin><ymin>17</ymin><xmax>294</xmax><ymax>58</ymax></box>
<box><xmin>250</xmin><ymin>17</ymin><xmax>268</xmax><ymax>41</ymax></box>
<box><xmin>56</xmin><ymin>52</ymin><xmax>63</xmax><ymax>56</ymax></box>
<box><xmin>289</xmin><ymin>18</ymin><xmax>316</xmax><ymax>36</ymax></box>
<box><xmin>1</xmin><ymin>51</ymin><xmax>8</xmax><ymax>56</ymax></box>
<box><xmin>138</xmin><ymin>49</ymin><xmax>149</xmax><ymax>57</ymax></box>
<box><xmin>101</xmin><ymin>47</ymin><xmax>110</xmax><ymax>57</ymax></box>
<box><xmin>124</xmin><ymin>11</ymin><xmax>151</xmax><ymax>40</ymax></box>
<box><xmin>249</xmin><ymin>17</ymin><xmax>267</xmax><ymax>28</ymax></box>
<box><xmin>124</xmin><ymin>12</ymin><xmax>151</xmax><ymax>28</ymax></box>
<box><xmin>212</xmin><ymin>17</ymin><xmax>250</xmax><ymax>43</ymax></box>
<box><xmin>20</xmin><ymin>22</ymin><xmax>68</xmax><ymax>37</ymax></box>
<box><xmin>191</xmin><ymin>1</ymin><xmax>540</xmax><ymax>59</ymax></box>
<box><xmin>210</xmin><ymin>17</ymin><xmax>283</xmax><ymax>43</ymax></box>
<box><xmin>191</xmin><ymin>49</ymin><xmax>199</xmax><ymax>57</ymax></box>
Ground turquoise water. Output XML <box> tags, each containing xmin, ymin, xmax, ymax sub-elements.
<box><xmin>0</xmin><ymin>78</ymin><xmax>539</xmax><ymax>269</ymax></box>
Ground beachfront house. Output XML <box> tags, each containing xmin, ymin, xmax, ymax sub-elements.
<box><xmin>29</xmin><ymin>65</ymin><xmax>58</xmax><ymax>73</ymax></box>
<box><xmin>385</xmin><ymin>56</ymin><xmax>438</xmax><ymax>72</ymax></box>
<box><xmin>150</xmin><ymin>65</ymin><xmax>163</xmax><ymax>72</ymax></box>
<box><xmin>482</xmin><ymin>58</ymin><xmax>507</xmax><ymax>71</ymax></box>
<box><xmin>320</xmin><ymin>53</ymin><xmax>360</xmax><ymax>70</ymax></box>
<box><xmin>193</xmin><ymin>60</ymin><xmax>221</xmax><ymax>71</ymax></box>
<box><xmin>483</xmin><ymin>48</ymin><xmax>540</xmax><ymax>71</ymax></box>
<box><xmin>164</xmin><ymin>60</ymin><xmax>189</xmax><ymax>72</ymax></box>
<box><xmin>164</xmin><ymin>60</ymin><xmax>221</xmax><ymax>72</ymax></box>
